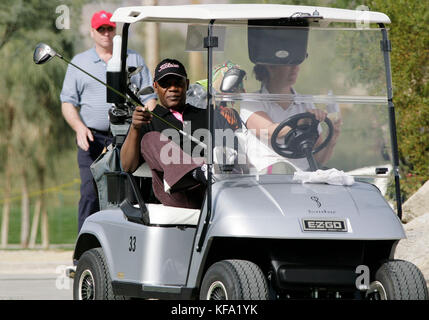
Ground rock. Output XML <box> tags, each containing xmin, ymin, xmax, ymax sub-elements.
<box><xmin>395</xmin><ymin>212</ymin><xmax>429</xmax><ymax>285</ymax></box>
<box><xmin>402</xmin><ymin>180</ymin><xmax>429</xmax><ymax>223</ymax></box>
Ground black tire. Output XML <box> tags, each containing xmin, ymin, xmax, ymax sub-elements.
<box><xmin>73</xmin><ymin>248</ymin><xmax>126</xmax><ymax>300</ymax></box>
<box><xmin>200</xmin><ymin>259</ymin><xmax>269</xmax><ymax>300</ymax></box>
<box><xmin>367</xmin><ymin>260</ymin><xmax>428</xmax><ymax>300</ymax></box>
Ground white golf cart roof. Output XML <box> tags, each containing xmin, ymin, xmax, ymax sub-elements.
<box><xmin>111</xmin><ymin>4</ymin><xmax>390</xmax><ymax>25</ymax></box>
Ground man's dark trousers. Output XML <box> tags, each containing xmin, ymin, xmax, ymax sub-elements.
<box><xmin>77</xmin><ymin>131</ymin><xmax>112</xmax><ymax>233</ymax></box>
<box><xmin>140</xmin><ymin>131</ymin><xmax>205</xmax><ymax>209</ymax></box>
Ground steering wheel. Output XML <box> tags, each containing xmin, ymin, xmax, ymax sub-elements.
<box><xmin>271</xmin><ymin>112</ymin><xmax>333</xmax><ymax>162</ymax></box>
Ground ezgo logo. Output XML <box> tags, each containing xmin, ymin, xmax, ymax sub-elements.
<box><xmin>302</xmin><ymin>219</ymin><xmax>347</xmax><ymax>232</ymax></box>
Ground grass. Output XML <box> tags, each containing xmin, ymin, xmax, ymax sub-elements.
<box><xmin>4</xmin><ymin>197</ymin><xmax>79</xmax><ymax>246</ymax></box>
<box><xmin>1</xmin><ymin>147</ymin><xmax>81</xmax><ymax>246</ymax></box>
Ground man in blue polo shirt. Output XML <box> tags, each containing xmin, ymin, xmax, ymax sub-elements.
<box><xmin>60</xmin><ymin>10</ymin><xmax>156</xmax><ymax>232</ymax></box>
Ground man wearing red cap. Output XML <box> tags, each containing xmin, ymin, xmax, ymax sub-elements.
<box><xmin>60</xmin><ymin>10</ymin><xmax>156</xmax><ymax>233</ymax></box>
<box><xmin>90</xmin><ymin>10</ymin><xmax>117</xmax><ymax>60</ymax></box>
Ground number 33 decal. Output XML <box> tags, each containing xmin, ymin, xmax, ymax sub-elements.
<box><xmin>129</xmin><ymin>236</ymin><xmax>136</xmax><ymax>252</ymax></box>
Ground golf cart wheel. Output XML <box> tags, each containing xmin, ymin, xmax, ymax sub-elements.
<box><xmin>366</xmin><ymin>260</ymin><xmax>428</xmax><ymax>300</ymax></box>
<box><xmin>73</xmin><ymin>248</ymin><xmax>126</xmax><ymax>300</ymax></box>
<box><xmin>200</xmin><ymin>260</ymin><xmax>269</xmax><ymax>300</ymax></box>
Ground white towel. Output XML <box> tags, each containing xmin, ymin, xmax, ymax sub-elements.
<box><xmin>293</xmin><ymin>168</ymin><xmax>355</xmax><ymax>186</ymax></box>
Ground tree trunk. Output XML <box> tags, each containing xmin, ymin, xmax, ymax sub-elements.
<box><xmin>1</xmin><ymin>109</ymin><xmax>14</xmax><ymax>248</ymax></box>
<box><xmin>1</xmin><ymin>161</ymin><xmax>11</xmax><ymax>248</ymax></box>
<box><xmin>189</xmin><ymin>51</ymin><xmax>204</xmax><ymax>83</ymax></box>
<box><xmin>189</xmin><ymin>0</ymin><xmax>204</xmax><ymax>82</ymax></box>
<box><xmin>41</xmin><ymin>207</ymin><xmax>49</xmax><ymax>249</ymax></box>
<box><xmin>144</xmin><ymin>0</ymin><xmax>159</xmax><ymax>74</ymax></box>
<box><xmin>1</xmin><ymin>197</ymin><xmax>10</xmax><ymax>249</ymax></box>
<box><xmin>29</xmin><ymin>198</ymin><xmax>41</xmax><ymax>248</ymax></box>
<box><xmin>36</xmin><ymin>166</ymin><xmax>49</xmax><ymax>249</ymax></box>
<box><xmin>20</xmin><ymin>170</ymin><xmax>30</xmax><ymax>248</ymax></box>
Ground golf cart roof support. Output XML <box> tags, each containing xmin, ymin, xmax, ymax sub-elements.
<box><xmin>197</xmin><ymin>19</ymin><xmax>216</xmax><ymax>252</ymax></box>
<box><xmin>379</xmin><ymin>23</ymin><xmax>402</xmax><ymax>220</ymax></box>
<box><xmin>120</xmin><ymin>23</ymin><xmax>130</xmax><ymax>98</ymax></box>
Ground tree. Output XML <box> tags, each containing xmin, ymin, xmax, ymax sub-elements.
<box><xmin>0</xmin><ymin>0</ymin><xmax>86</xmax><ymax>247</ymax></box>
<box><xmin>368</xmin><ymin>0</ymin><xmax>429</xmax><ymax>200</ymax></box>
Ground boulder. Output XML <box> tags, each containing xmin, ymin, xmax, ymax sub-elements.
<box><xmin>402</xmin><ymin>180</ymin><xmax>429</xmax><ymax>223</ymax></box>
<box><xmin>395</xmin><ymin>212</ymin><xmax>429</xmax><ymax>285</ymax></box>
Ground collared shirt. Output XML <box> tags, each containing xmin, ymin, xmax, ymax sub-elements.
<box><xmin>240</xmin><ymin>85</ymin><xmax>313</xmax><ymax>125</ymax></box>
<box><xmin>60</xmin><ymin>47</ymin><xmax>156</xmax><ymax>132</ymax></box>
<box><xmin>170</xmin><ymin>108</ymin><xmax>184</xmax><ymax>123</ymax></box>
<box><xmin>137</xmin><ymin>103</ymin><xmax>232</xmax><ymax>165</ymax></box>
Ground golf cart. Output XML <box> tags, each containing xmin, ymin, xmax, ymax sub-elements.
<box><xmin>65</xmin><ymin>4</ymin><xmax>427</xmax><ymax>300</ymax></box>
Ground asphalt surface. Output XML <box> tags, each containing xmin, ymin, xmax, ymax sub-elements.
<box><xmin>0</xmin><ymin>250</ymin><xmax>74</xmax><ymax>300</ymax></box>
<box><xmin>0</xmin><ymin>249</ymin><xmax>427</xmax><ymax>301</ymax></box>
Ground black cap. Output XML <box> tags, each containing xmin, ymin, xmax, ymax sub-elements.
<box><xmin>154</xmin><ymin>58</ymin><xmax>187</xmax><ymax>82</ymax></box>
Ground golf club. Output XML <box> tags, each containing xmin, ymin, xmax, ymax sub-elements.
<box><xmin>33</xmin><ymin>43</ymin><xmax>207</xmax><ymax>150</ymax></box>
<box><xmin>34</xmin><ymin>43</ymin><xmax>141</xmax><ymax>108</ymax></box>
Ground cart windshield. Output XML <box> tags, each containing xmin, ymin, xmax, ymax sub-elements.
<box><xmin>141</xmin><ymin>21</ymin><xmax>393</xmax><ymax>185</ymax></box>
<box><xmin>186</xmin><ymin>23</ymin><xmax>393</xmax><ymax>182</ymax></box>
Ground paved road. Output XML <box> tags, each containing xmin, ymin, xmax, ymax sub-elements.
<box><xmin>0</xmin><ymin>250</ymin><xmax>74</xmax><ymax>300</ymax></box>
<box><xmin>0</xmin><ymin>274</ymin><xmax>72</xmax><ymax>300</ymax></box>
<box><xmin>1</xmin><ymin>249</ymin><xmax>427</xmax><ymax>300</ymax></box>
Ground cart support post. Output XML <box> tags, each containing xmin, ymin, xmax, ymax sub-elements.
<box><xmin>120</xmin><ymin>23</ymin><xmax>130</xmax><ymax>94</ymax></box>
<box><xmin>379</xmin><ymin>24</ymin><xmax>402</xmax><ymax>220</ymax></box>
<box><xmin>197</xmin><ymin>20</ymin><xmax>217</xmax><ymax>252</ymax></box>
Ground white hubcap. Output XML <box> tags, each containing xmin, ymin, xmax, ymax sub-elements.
<box><xmin>206</xmin><ymin>281</ymin><xmax>228</xmax><ymax>300</ymax></box>
<box><xmin>366</xmin><ymin>281</ymin><xmax>387</xmax><ymax>300</ymax></box>
<box><xmin>78</xmin><ymin>269</ymin><xmax>95</xmax><ymax>300</ymax></box>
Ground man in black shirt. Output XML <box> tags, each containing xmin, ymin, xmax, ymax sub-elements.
<box><xmin>121</xmin><ymin>58</ymin><xmax>231</xmax><ymax>208</ymax></box>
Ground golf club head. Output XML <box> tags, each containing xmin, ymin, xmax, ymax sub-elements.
<box><xmin>33</xmin><ymin>43</ymin><xmax>57</xmax><ymax>65</ymax></box>
<box><xmin>138</xmin><ymin>86</ymin><xmax>155</xmax><ymax>96</ymax></box>
<box><xmin>128</xmin><ymin>65</ymin><xmax>143</xmax><ymax>78</ymax></box>
<box><xmin>220</xmin><ymin>68</ymin><xmax>246</xmax><ymax>93</ymax></box>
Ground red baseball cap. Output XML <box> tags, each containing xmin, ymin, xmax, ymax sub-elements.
<box><xmin>91</xmin><ymin>10</ymin><xmax>116</xmax><ymax>30</ymax></box>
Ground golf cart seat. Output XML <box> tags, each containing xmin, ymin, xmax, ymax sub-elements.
<box><xmin>132</xmin><ymin>162</ymin><xmax>152</xmax><ymax>178</ymax></box>
<box><xmin>134</xmin><ymin>203</ymin><xmax>200</xmax><ymax>226</ymax></box>
<box><xmin>121</xmin><ymin>164</ymin><xmax>200</xmax><ymax>226</ymax></box>
<box><xmin>106</xmin><ymin>170</ymin><xmax>201</xmax><ymax>226</ymax></box>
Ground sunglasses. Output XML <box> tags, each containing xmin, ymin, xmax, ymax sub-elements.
<box><xmin>157</xmin><ymin>76</ymin><xmax>186</xmax><ymax>89</ymax></box>
<box><xmin>96</xmin><ymin>26</ymin><xmax>115</xmax><ymax>33</ymax></box>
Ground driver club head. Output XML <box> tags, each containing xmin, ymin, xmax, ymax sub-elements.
<box><xmin>33</xmin><ymin>43</ymin><xmax>58</xmax><ymax>65</ymax></box>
